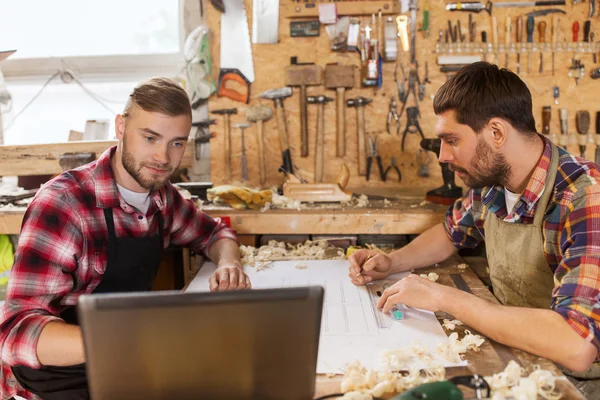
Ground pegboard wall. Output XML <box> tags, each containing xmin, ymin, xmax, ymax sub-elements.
<box><xmin>206</xmin><ymin>0</ymin><xmax>600</xmax><ymax>191</ymax></box>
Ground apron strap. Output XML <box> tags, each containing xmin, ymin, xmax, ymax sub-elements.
<box><xmin>533</xmin><ymin>142</ymin><xmax>560</xmax><ymax>227</ymax></box>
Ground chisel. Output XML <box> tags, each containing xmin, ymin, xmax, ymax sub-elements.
<box><xmin>551</xmin><ymin>16</ymin><xmax>558</xmax><ymax>75</ymax></box>
<box><xmin>526</xmin><ymin>16</ymin><xmax>535</xmax><ymax>73</ymax></box>
<box><xmin>505</xmin><ymin>17</ymin><xmax>511</xmax><ymax>68</ymax></box>
<box><xmin>538</xmin><ymin>21</ymin><xmax>547</xmax><ymax>73</ymax></box>
<box><xmin>516</xmin><ymin>16</ymin><xmax>523</xmax><ymax>74</ymax></box>
<box><xmin>559</xmin><ymin>108</ymin><xmax>569</xmax><ymax>149</ymax></box>
<box><xmin>492</xmin><ymin>16</ymin><xmax>499</xmax><ymax>65</ymax></box>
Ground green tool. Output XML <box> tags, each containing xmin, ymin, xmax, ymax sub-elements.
<box><xmin>392</xmin><ymin>375</ymin><xmax>490</xmax><ymax>400</ymax></box>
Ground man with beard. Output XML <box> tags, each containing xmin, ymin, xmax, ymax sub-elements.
<box><xmin>348</xmin><ymin>62</ymin><xmax>600</xmax><ymax>395</ymax></box>
<box><xmin>0</xmin><ymin>78</ymin><xmax>251</xmax><ymax>400</ymax></box>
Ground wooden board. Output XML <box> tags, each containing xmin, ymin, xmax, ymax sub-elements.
<box><xmin>0</xmin><ymin>140</ymin><xmax>195</xmax><ymax>176</ymax></box>
<box><xmin>206</xmin><ymin>0</ymin><xmax>599</xmax><ymax>193</ymax></box>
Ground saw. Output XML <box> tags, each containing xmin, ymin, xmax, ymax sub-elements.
<box><xmin>219</xmin><ymin>0</ymin><xmax>254</xmax><ymax>103</ymax></box>
<box><xmin>445</xmin><ymin>0</ymin><xmax>566</xmax><ymax>15</ymax></box>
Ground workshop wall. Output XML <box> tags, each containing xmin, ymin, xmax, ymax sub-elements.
<box><xmin>206</xmin><ymin>0</ymin><xmax>599</xmax><ymax>191</ymax></box>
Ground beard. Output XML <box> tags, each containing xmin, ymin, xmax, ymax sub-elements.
<box><xmin>449</xmin><ymin>136</ymin><xmax>511</xmax><ymax>189</ymax></box>
<box><xmin>121</xmin><ymin>134</ymin><xmax>174</xmax><ymax>191</ymax></box>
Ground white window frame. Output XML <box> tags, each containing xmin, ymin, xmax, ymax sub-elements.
<box><xmin>0</xmin><ymin>0</ymin><xmax>186</xmax><ymax>79</ymax></box>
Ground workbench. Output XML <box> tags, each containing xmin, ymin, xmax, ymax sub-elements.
<box><xmin>246</xmin><ymin>255</ymin><xmax>581</xmax><ymax>399</ymax></box>
<box><xmin>0</xmin><ymin>196</ymin><xmax>447</xmax><ymax>235</ymax></box>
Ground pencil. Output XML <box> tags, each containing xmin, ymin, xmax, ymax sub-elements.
<box><xmin>359</xmin><ymin>254</ymin><xmax>375</xmax><ymax>274</ymax></box>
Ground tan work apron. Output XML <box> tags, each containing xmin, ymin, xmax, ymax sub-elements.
<box><xmin>484</xmin><ymin>141</ymin><xmax>600</xmax><ymax>386</ymax></box>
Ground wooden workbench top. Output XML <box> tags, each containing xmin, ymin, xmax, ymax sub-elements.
<box><xmin>0</xmin><ymin>195</ymin><xmax>448</xmax><ymax>235</ymax></box>
<box><xmin>312</xmin><ymin>255</ymin><xmax>583</xmax><ymax>399</ymax></box>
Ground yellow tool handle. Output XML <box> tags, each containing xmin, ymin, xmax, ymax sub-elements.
<box><xmin>505</xmin><ymin>17</ymin><xmax>512</xmax><ymax>47</ymax></box>
<box><xmin>492</xmin><ymin>17</ymin><xmax>498</xmax><ymax>47</ymax></box>
<box><xmin>539</xmin><ymin>21</ymin><xmax>547</xmax><ymax>43</ymax></box>
<box><xmin>517</xmin><ymin>16</ymin><xmax>523</xmax><ymax>44</ymax></box>
<box><xmin>552</xmin><ymin>16</ymin><xmax>558</xmax><ymax>47</ymax></box>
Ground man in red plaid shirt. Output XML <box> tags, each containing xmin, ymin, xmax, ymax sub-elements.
<box><xmin>0</xmin><ymin>77</ymin><xmax>250</xmax><ymax>399</ymax></box>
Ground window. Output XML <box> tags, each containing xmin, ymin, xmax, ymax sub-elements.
<box><xmin>0</xmin><ymin>0</ymin><xmax>186</xmax><ymax>146</ymax></box>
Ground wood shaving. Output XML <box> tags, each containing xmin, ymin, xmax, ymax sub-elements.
<box><xmin>260</xmin><ymin>202</ymin><xmax>271</xmax><ymax>212</ymax></box>
<box><xmin>436</xmin><ymin>330</ymin><xmax>485</xmax><ymax>363</ymax></box>
<box><xmin>457</xmin><ymin>263</ymin><xmax>468</xmax><ymax>270</ymax></box>
<box><xmin>420</xmin><ymin>272</ymin><xmax>439</xmax><ymax>282</ymax></box>
<box><xmin>383</xmin><ymin>199</ymin><xmax>392</xmax><ymax>207</ymax></box>
<box><xmin>419</xmin><ymin>200</ymin><xmax>428</xmax><ymax>206</ymax></box>
<box><xmin>442</xmin><ymin>319</ymin><xmax>463</xmax><ymax>331</ymax></box>
<box><xmin>294</xmin><ymin>262</ymin><xmax>307</xmax><ymax>269</ymax></box>
<box><xmin>342</xmin><ymin>194</ymin><xmax>370</xmax><ymax>208</ymax></box>
<box><xmin>270</xmin><ymin>192</ymin><xmax>304</xmax><ymax>210</ymax></box>
<box><xmin>240</xmin><ymin>240</ymin><xmax>346</xmax><ymax>269</ymax></box>
<box><xmin>485</xmin><ymin>361</ymin><xmax>562</xmax><ymax>400</ymax></box>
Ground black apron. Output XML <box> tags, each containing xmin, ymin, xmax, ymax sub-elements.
<box><xmin>12</xmin><ymin>208</ymin><xmax>164</xmax><ymax>400</ymax></box>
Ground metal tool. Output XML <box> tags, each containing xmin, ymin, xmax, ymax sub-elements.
<box><xmin>505</xmin><ymin>16</ymin><xmax>512</xmax><ymax>68</ymax></box>
<box><xmin>526</xmin><ymin>16</ymin><xmax>535</xmax><ymax>74</ymax></box>
<box><xmin>551</xmin><ymin>16</ymin><xmax>558</xmax><ymax>75</ymax></box>
<box><xmin>538</xmin><ymin>20</ymin><xmax>547</xmax><ymax>73</ymax></box>
<box><xmin>591</xmin><ymin>32</ymin><xmax>597</xmax><ymax>64</ymax></box>
<box><xmin>417</xmin><ymin>148</ymin><xmax>431</xmax><ymax>177</ymax></box>
<box><xmin>568</xmin><ymin>58</ymin><xmax>585</xmax><ymax>84</ymax></box>
<box><xmin>524</xmin><ymin>8</ymin><xmax>566</xmax><ymax>17</ymax></box>
<box><xmin>398</xmin><ymin>68</ymin><xmax>421</xmax><ymax>118</ymax></box>
<box><xmin>259</xmin><ymin>87</ymin><xmax>295</xmax><ymax>176</ymax></box>
<box><xmin>445</xmin><ymin>0</ymin><xmax>566</xmax><ymax>15</ymax></box>
<box><xmin>234</xmin><ymin>122</ymin><xmax>251</xmax><ymax>181</ymax></box>
<box><xmin>211</xmin><ymin>108</ymin><xmax>238</xmax><ymax>181</ymax></box>
<box><xmin>409</xmin><ymin>0</ymin><xmax>418</xmax><ymax>64</ymax></box>
<box><xmin>559</xmin><ymin>108</ymin><xmax>569</xmax><ymax>148</ymax></box>
<box><xmin>591</xmin><ymin>67</ymin><xmax>600</xmax><ymax>79</ymax></box>
<box><xmin>325</xmin><ymin>64</ymin><xmax>354</xmax><ymax>158</ymax></box>
<box><xmin>401</xmin><ymin>107</ymin><xmax>426</xmax><ymax>152</ymax></box>
<box><xmin>218</xmin><ymin>0</ymin><xmax>254</xmax><ymax>103</ymax></box>
<box><xmin>386</xmin><ymin>96</ymin><xmax>400</xmax><ymax>135</ymax></box>
<box><xmin>576</xmin><ymin>110</ymin><xmax>591</xmax><ymax>158</ymax></box>
<box><xmin>394</xmin><ymin>63</ymin><xmax>407</xmax><ymax>103</ymax></box>
<box><xmin>396</xmin><ymin>16</ymin><xmax>410</xmax><ymax>53</ymax></box>
<box><xmin>542</xmin><ymin>106</ymin><xmax>551</xmax><ymax>136</ymax></box>
<box><xmin>366</xmin><ymin>135</ymin><xmax>385</xmax><ymax>181</ymax></box>
<box><xmin>595</xmin><ymin>112</ymin><xmax>600</xmax><ymax>164</ymax></box>
<box><xmin>307</xmin><ymin>95</ymin><xmax>334</xmax><ymax>183</ymax></box>
<box><xmin>516</xmin><ymin>16</ymin><xmax>524</xmax><ymax>74</ymax></box>
<box><xmin>347</xmin><ymin>97</ymin><xmax>373</xmax><ymax>177</ymax></box>
<box><xmin>419</xmin><ymin>61</ymin><xmax>430</xmax><ymax>101</ymax></box>
<box><xmin>383</xmin><ymin>157</ymin><xmax>402</xmax><ymax>182</ymax></box>
<box><xmin>285</xmin><ymin>58</ymin><xmax>323</xmax><ymax>157</ymax></box>
<box><xmin>553</xmin><ymin>86</ymin><xmax>560</xmax><ymax>104</ymax></box>
<box><xmin>190</xmin><ymin>119</ymin><xmax>216</xmax><ymax>181</ymax></box>
<box><xmin>246</xmin><ymin>105</ymin><xmax>273</xmax><ymax>186</ymax></box>
<box><xmin>420</xmin><ymin>139</ymin><xmax>463</xmax><ymax>205</ymax></box>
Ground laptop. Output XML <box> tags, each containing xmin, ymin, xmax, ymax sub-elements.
<box><xmin>77</xmin><ymin>287</ymin><xmax>324</xmax><ymax>400</ymax></box>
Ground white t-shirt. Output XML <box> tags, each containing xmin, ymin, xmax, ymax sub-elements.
<box><xmin>117</xmin><ymin>183</ymin><xmax>151</xmax><ymax>214</ymax></box>
<box><xmin>504</xmin><ymin>187</ymin><xmax>521</xmax><ymax>215</ymax></box>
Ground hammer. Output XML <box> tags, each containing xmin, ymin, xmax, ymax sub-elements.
<box><xmin>308</xmin><ymin>95</ymin><xmax>334</xmax><ymax>183</ymax></box>
<box><xmin>347</xmin><ymin>97</ymin><xmax>373</xmax><ymax>176</ymax></box>
<box><xmin>211</xmin><ymin>108</ymin><xmax>237</xmax><ymax>181</ymax></box>
<box><xmin>245</xmin><ymin>105</ymin><xmax>273</xmax><ymax>185</ymax></box>
<box><xmin>233</xmin><ymin>122</ymin><xmax>251</xmax><ymax>181</ymax></box>
<box><xmin>259</xmin><ymin>87</ymin><xmax>294</xmax><ymax>175</ymax></box>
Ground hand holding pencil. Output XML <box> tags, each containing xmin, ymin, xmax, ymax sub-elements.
<box><xmin>347</xmin><ymin>249</ymin><xmax>393</xmax><ymax>285</ymax></box>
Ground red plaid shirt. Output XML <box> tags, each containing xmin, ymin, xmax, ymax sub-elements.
<box><xmin>0</xmin><ymin>146</ymin><xmax>237</xmax><ymax>399</ymax></box>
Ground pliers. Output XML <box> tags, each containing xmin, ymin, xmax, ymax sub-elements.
<box><xmin>366</xmin><ymin>135</ymin><xmax>385</xmax><ymax>181</ymax></box>
<box><xmin>383</xmin><ymin>157</ymin><xmax>402</xmax><ymax>182</ymax></box>
<box><xmin>386</xmin><ymin>96</ymin><xmax>400</xmax><ymax>135</ymax></box>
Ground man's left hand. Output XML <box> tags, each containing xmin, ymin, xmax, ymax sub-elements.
<box><xmin>377</xmin><ymin>274</ymin><xmax>449</xmax><ymax>313</ymax></box>
<box><xmin>209</xmin><ymin>265</ymin><xmax>252</xmax><ymax>292</ymax></box>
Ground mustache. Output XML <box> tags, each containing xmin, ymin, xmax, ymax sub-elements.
<box><xmin>144</xmin><ymin>163</ymin><xmax>172</xmax><ymax>172</ymax></box>
<box><xmin>449</xmin><ymin>165</ymin><xmax>468</xmax><ymax>174</ymax></box>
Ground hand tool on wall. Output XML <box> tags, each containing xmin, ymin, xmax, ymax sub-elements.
<box><xmin>233</xmin><ymin>122</ymin><xmax>251</xmax><ymax>181</ymax></box>
<box><xmin>445</xmin><ymin>1</ymin><xmax>566</xmax><ymax>15</ymax></box>
<box><xmin>409</xmin><ymin>0</ymin><xmax>418</xmax><ymax>64</ymax></box>
<box><xmin>384</xmin><ymin>17</ymin><xmax>398</xmax><ymax>60</ymax></box>
<box><xmin>551</xmin><ymin>16</ymin><xmax>558</xmax><ymax>75</ymax></box>
<box><xmin>387</xmin><ymin>97</ymin><xmax>400</xmax><ymax>135</ymax></box>
<box><xmin>383</xmin><ymin>157</ymin><xmax>402</xmax><ymax>182</ymax></box>
<box><xmin>396</xmin><ymin>16</ymin><xmax>410</xmax><ymax>54</ymax></box>
<box><xmin>584</xmin><ymin>20</ymin><xmax>591</xmax><ymax>44</ymax></box>
<box><xmin>245</xmin><ymin>105</ymin><xmax>272</xmax><ymax>186</ymax></box>
<box><xmin>505</xmin><ymin>17</ymin><xmax>512</xmax><ymax>68</ymax></box>
<box><xmin>591</xmin><ymin>32</ymin><xmax>597</xmax><ymax>64</ymax></box>
<box><xmin>542</xmin><ymin>106</ymin><xmax>551</xmax><ymax>136</ymax></box>
<box><xmin>398</xmin><ymin>68</ymin><xmax>420</xmax><ymax>118</ymax></box>
<box><xmin>595</xmin><ymin>112</ymin><xmax>600</xmax><ymax>164</ymax></box>
<box><xmin>572</xmin><ymin>21</ymin><xmax>580</xmax><ymax>54</ymax></box>
<box><xmin>252</xmin><ymin>0</ymin><xmax>279</xmax><ymax>44</ymax></box>
<box><xmin>559</xmin><ymin>108</ymin><xmax>569</xmax><ymax>149</ymax></box>
<box><xmin>469</xmin><ymin>14</ymin><xmax>476</xmax><ymax>43</ymax></box>
<box><xmin>492</xmin><ymin>16</ymin><xmax>499</xmax><ymax>65</ymax></box>
<box><xmin>576</xmin><ymin>110</ymin><xmax>591</xmax><ymax>158</ymax></box>
<box><xmin>347</xmin><ymin>96</ymin><xmax>372</xmax><ymax>176</ymax></box>
<box><xmin>401</xmin><ymin>107</ymin><xmax>426</xmax><ymax>151</ymax></box>
<box><xmin>325</xmin><ymin>64</ymin><xmax>355</xmax><ymax>158</ymax></box>
<box><xmin>418</xmin><ymin>62</ymin><xmax>430</xmax><ymax>100</ymax></box>
<box><xmin>568</xmin><ymin>58</ymin><xmax>585</xmax><ymax>84</ymax></box>
<box><xmin>590</xmin><ymin>0</ymin><xmax>597</xmax><ymax>18</ymax></box>
<box><xmin>394</xmin><ymin>63</ymin><xmax>407</xmax><ymax>103</ymax></box>
<box><xmin>285</xmin><ymin>58</ymin><xmax>323</xmax><ymax>157</ymax></box>
<box><xmin>538</xmin><ymin>21</ymin><xmax>547</xmax><ymax>73</ymax></box>
<box><xmin>219</xmin><ymin>0</ymin><xmax>254</xmax><ymax>103</ymax></box>
<box><xmin>259</xmin><ymin>87</ymin><xmax>297</xmax><ymax>177</ymax></box>
<box><xmin>526</xmin><ymin>16</ymin><xmax>535</xmax><ymax>74</ymax></box>
<box><xmin>307</xmin><ymin>95</ymin><xmax>334</xmax><ymax>183</ymax></box>
<box><xmin>417</xmin><ymin>148</ymin><xmax>431</xmax><ymax>177</ymax></box>
<box><xmin>516</xmin><ymin>16</ymin><xmax>524</xmax><ymax>74</ymax></box>
<box><xmin>191</xmin><ymin>119</ymin><xmax>216</xmax><ymax>162</ymax></box>
<box><xmin>553</xmin><ymin>86</ymin><xmax>560</xmax><ymax>104</ymax></box>
<box><xmin>420</xmin><ymin>2</ymin><xmax>430</xmax><ymax>38</ymax></box>
<box><xmin>419</xmin><ymin>139</ymin><xmax>463</xmax><ymax>205</ymax></box>
<box><xmin>366</xmin><ymin>135</ymin><xmax>385</xmax><ymax>181</ymax></box>
<box><xmin>211</xmin><ymin>108</ymin><xmax>237</xmax><ymax>181</ymax></box>
<box><xmin>524</xmin><ymin>9</ymin><xmax>566</xmax><ymax>17</ymax></box>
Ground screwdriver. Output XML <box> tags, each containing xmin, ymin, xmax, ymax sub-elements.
<box><xmin>492</xmin><ymin>16</ymin><xmax>499</xmax><ymax>65</ymax></box>
<box><xmin>573</xmin><ymin>21</ymin><xmax>580</xmax><ymax>52</ymax></box>
<box><xmin>527</xmin><ymin>16</ymin><xmax>535</xmax><ymax>74</ymax></box>
<box><xmin>538</xmin><ymin>21</ymin><xmax>547</xmax><ymax>73</ymax></box>
<box><xmin>517</xmin><ymin>16</ymin><xmax>524</xmax><ymax>74</ymax></box>
<box><xmin>542</xmin><ymin>106</ymin><xmax>551</xmax><ymax>136</ymax></box>
<box><xmin>551</xmin><ymin>16</ymin><xmax>558</xmax><ymax>75</ymax></box>
<box><xmin>505</xmin><ymin>17</ymin><xmax>512</xmax><ymax>68</ymax></box>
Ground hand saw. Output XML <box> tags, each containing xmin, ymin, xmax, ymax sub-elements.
<box><xmin>219</xmin><ymin>0</ymin><xmax>255</xmax><ymax>103</ymax></box>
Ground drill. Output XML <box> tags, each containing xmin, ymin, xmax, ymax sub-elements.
<box><xmin>420</xmin><ymin>138</ymin><xmax>463</xmax><ymax>205</ymax></box>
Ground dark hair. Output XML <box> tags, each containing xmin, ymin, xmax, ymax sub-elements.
<box><xmin>123</xmin><ymin>77</ymin><xmax>192</xmax><ymax>119</ymax></box>
<box><xmin>433</xmin><ymin>62</ymin><xmax>537</xmax><ymax>136</ymax></box>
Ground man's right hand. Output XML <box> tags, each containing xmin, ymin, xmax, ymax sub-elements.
<box><xmin>348</xmin><ymin>250</ymin><xmax>393</xmax><ymax>285</ymax></box>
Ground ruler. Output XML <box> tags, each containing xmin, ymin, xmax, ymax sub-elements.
<box><xmin>366</xmin><ymin>280</ymin><xmax>396</xmax><ymax>329</ymax></box>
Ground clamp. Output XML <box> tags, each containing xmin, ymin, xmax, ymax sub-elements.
<box><xmin>383</xmin><ymin>157</ymin><xmax>402</xmax><ymax>182</ymax></box>
<box><xmin>366</xmin><ymin>135</ymin><xmax>385</xmax><ymax>181</ymax></box>
<box><xmin>386</xmin><ymin>96</ymin><xmax>400</xmax><ymax>135</ymax></box>
<box><xmin>401</xmin><ymin>106</ymin><xmax>425</xmax><ymax>151</ymax></box>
